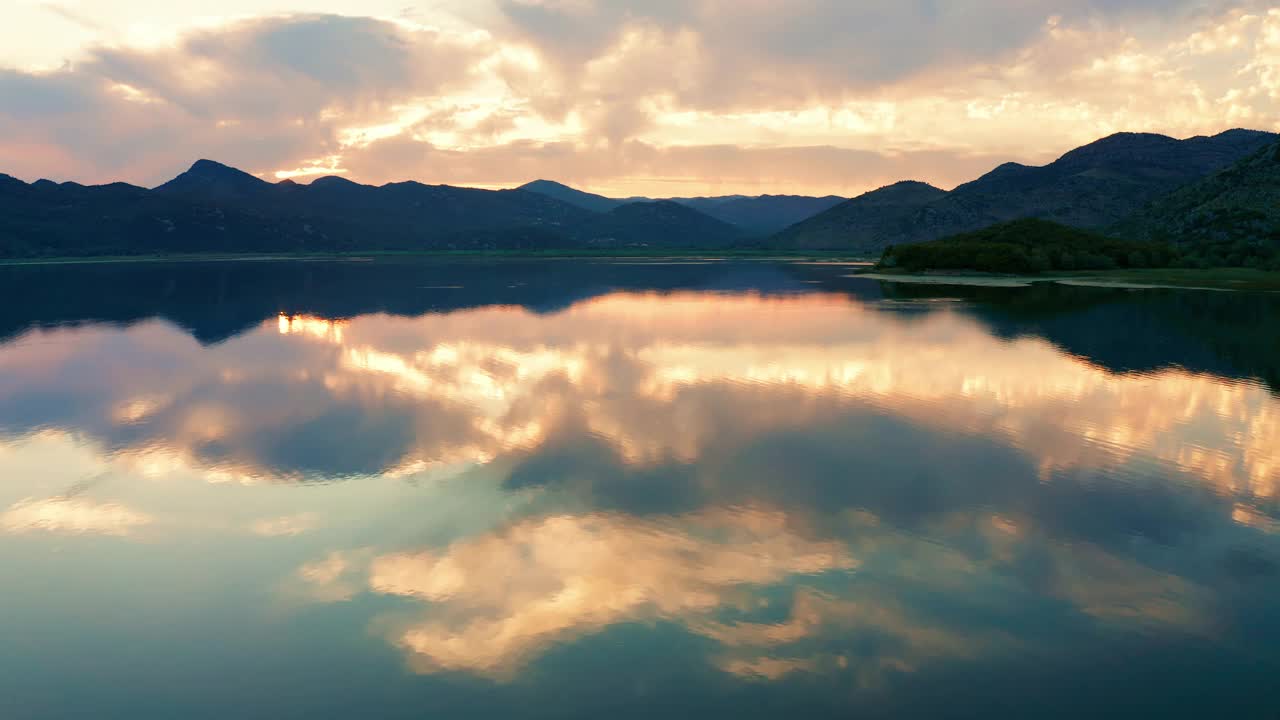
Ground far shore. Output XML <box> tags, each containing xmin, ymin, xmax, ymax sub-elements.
<box><xmin>4</xmin><ymin>252</ymin><xmax>1277</xmax><ymax>291</ymax></box>
<box><xmin>0</xmin><ymin>250</ymin><xmax>878</xmax><ymax>267</ymax></box>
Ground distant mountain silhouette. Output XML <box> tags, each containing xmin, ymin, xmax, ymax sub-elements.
<box><xmin>772</xmin><ymin>129</ymin><xmax>1279</xmax><ymax>253</ymax></box>
<box><xmin>3</xmin><ymin>128</ymin><xmax>1278</xmax><ymax>258</ymax></box>
<box><xmin>519</xmin><ymin>180</ymin><xmax>632</xmax><ymax>213</ymax></box>
<box><xmin>769</xmin><ymin>181</ymin><xmax>946</xmax><ymax>250</ymax></box>
<box><xmin>154</xmin><ymin>159</ymin><xmax>274</xmax><ymax>199</ymax></box>
<box><xmin>0</xmin><ymin>163</ymin><xmax>601</xmax><ymax>256</ymax></box>
<box><xmin>1</xmin><ymin>163</ymin><xmax>772</xmax><ymax>257</ymax></box>
<box><xmin>570</xmin><ymin>200</ymin><xmax>744</xmax><ymax>247</ymax></box>
<box><xmin>518</xmin><ymin>180</ymin><xmax>845</xmax><ymax>236</ymax></box>
<box><xmin>678</xmin><ymin>194</ymin><xmax>847</xmax><ymax>236</ymax></box>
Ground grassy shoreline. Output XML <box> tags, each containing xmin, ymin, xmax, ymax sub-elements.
<box><xmin>857</xmin><ymin>267</ymin><xmax>1280</xmax><ymax>291</ymax></box>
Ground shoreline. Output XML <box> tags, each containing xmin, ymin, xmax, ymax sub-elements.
<box><xmin>0</xmin><ymin>251</ymin><xmax>878</xmax><ymax>267</ymax></box>
<box><xmin>4</xmin><ymin>252</ymin><xmax>1275</xmax><ymax>291</ymax></box>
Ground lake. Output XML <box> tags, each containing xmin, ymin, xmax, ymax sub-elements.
<box><xmin>1</xmin><ymin>258</ymin><xmax>1277</xmax><ymax>719</ymax></box>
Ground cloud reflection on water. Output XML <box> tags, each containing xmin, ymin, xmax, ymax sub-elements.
<box><xmin>0</xmin><ymin>288</ymin><xmax>1275</xmax><ymax>692</ymax></box>
<box><xmin>1</xmin><ymin>291</ymin><xmax>1273</xmax><ymax>497</ymax></box>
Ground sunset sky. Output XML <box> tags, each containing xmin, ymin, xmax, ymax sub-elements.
<box><xmin>1</xmin><ymin>0</ymin><xmax>1277</xmax><ymax>197</ymax></box>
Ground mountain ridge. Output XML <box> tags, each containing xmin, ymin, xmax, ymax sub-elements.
<box><xmin>771</xmin><ymin>129</ymin><xmax>1279</xmax><ymax>253</ymax></box>
<box><xmin>3</xmin><ymin>128</ymin><xmax>1278</xmax><ymax>259</ymax></box>
<box><xmin>1113</xmin><ymin>139</ymin><xmax>1280</xmax><ymax>267</ymax></box>
<box><xmin>0</xmin><ymin>164</ymin><xmax>746</xmax><ymax>256</ymax></box>
<box><xmin>517</xmin><ymin>179</ymin><xmax>845</xmax><ymax>236</ymax></box>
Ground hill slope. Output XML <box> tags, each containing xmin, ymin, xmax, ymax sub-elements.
<box><xmin>772</xmin><ymin>129</ymin><xmax>1278</xmax><ymax>252</ymax></box>
<box><xmin>154</xmin><ymin>159</ymin><xmax>274</xmax><ymax>199</ymax></box>
<box><xmin>1114</xmin><ymin>141</ymin><xmax>1280</xmax><ymax>268</ymax></box>
<box><xmin>518</xmin><ymin>180</ymin><xmax>629</xmax><ymax>213</ymax></box>
<box><xmin>518</xmin><ymin>181</ymin><xmax>846</xmax><ymax>236</ymax></box>
<box><xmin>769</xmin><ymin>181</ymin><xmax>947</xmax><ymax>252</ymax></box>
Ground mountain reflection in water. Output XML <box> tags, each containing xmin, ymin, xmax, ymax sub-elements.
<box><xmin>0</xmin><ymin>259</ymin><xmax>1276</xmax><ymax>719</ymax></box>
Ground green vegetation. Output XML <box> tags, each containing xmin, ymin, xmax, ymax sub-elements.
<box><xmin>1114</xmin><ymin>140</ymin><xmax>1280</xmax><ymax>271</ymax></box>
<box><xmin>878</xmin><ymin>219</ymin><xmax>1180</xmax><ymax>274</ymax></box>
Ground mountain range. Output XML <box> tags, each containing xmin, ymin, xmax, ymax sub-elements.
<box><xmin>771</xmin><ymin>129</ymin><xmax>1279</xmax><ymax>253</ymax></box>
<box><xmin>519</xmin><ymin>179</ymin><xmax>846</xmax><ymax>236</ymax></box>
<box><xmin>1</xmin><ymin>128</ymin><xmax>1277</xmax><ymax>260</ymax></box>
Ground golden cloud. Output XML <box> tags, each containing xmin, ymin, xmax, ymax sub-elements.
<box><xmin>2</xmin><ymin>4</ymin><xmax>1276</xmax><ymax>195</ymax></box>
<box><xmin>2</xmin><ymin>291</ymin><xmax>1277</xmax><ymax>499</ymax></box>
<box><xmin>1</xmin><ymin>496</ymin><xmax>153</xmax><ymax>536</ymax></box>
<box><xmin>367</xmin><ymin>506</ymin><xmax>854</xmax><ymax>677</ymax></box>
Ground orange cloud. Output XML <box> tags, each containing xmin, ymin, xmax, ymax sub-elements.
<box><xmin>2</xmin><ymin>3</ymin><xmax>1276</xmax><ymax>195</ymax></box>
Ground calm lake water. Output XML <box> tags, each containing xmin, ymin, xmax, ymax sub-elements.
<box><xmin>1</xmin><ymin>259</ymin><xmax>1278</xmax><ymax>719</ymax></box>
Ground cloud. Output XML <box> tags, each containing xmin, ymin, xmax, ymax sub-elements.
<box><xmin>250</xmin><ymin>512</ymin><xmax>321</xmax><ymax>537</ymax></box>
<box><xmin>2</xmin><ymin>292</ymin><xmax>1279</xmax><ymax>500</ymax></box>
<box><xmin>701</xmin><ymin>588</ymin><xmax>1000</xmax><ymax>687</ymax></box>
<box><xmin>337</xmin><ymin>137</ymin><xmax>1010</xmax><ymax>196</ymax></box>
<box><xmin>309</xmin><ymin>503</ymin><xmax>1204</xmax><ymax>684</ymax></box>
<box><xmin>1</xmin><ymin>496</ymin><xmax>153</xmax><ymax>536</ymax></box>
<box><xmin>495</xmin><ymin>0</ymin><xmax>1059</xmax><ymax>108</ymax></box>
<box><xmin>367</xmin><ymin>507</ymin><xmax>855</xmax><ymax>677</ymax></box>
<box><xmin>0</xmin><ymin>14</ymin><xmax>486</xmax><ymax>184</ymax></box>
<box><xmin>293</xmin><ymin>548</ymin><xmax>376</xmax><ymax>602</ymax></box>
<box><xmin>1</xmin><ymin>3</ymin><xmax>1277</xmax><ymax>193</ymax></box>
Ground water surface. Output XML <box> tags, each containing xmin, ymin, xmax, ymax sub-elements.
<box><xmin>1</xmin><ymin>259</ymin><xmax>1277</xmax><ymax>718</ymax></box>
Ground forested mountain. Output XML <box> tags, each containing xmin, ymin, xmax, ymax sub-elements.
<box><xmin>3</xmin><ymin>129</ymin><xmax>1278</xmax><ymax>260</ymax></box>
<box><xmin>1114</xmin><ymin>140</ymin><xmax>1280</xmax><ymax>268</ymax></box>
<box><xmin>3</xmin><ymin>162</ymin><xmax>721</xmax><ymax>256</ymax></box>
<box><xmin>768</xmin><ymin>181</ymin><xmax>947</xmax><ymax>252</ymax></box>
<box><xmin>771</xmin><ymin>129</ymin><xmax>1279</xmax><ymax>253</ymax></box>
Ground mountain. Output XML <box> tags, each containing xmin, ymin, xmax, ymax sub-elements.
<box><xmin>771</xmin><ymin>129</ymin><xmax>1279</xmax><ymax>253</ymax></box>
<box><xmin>5</xmin><ymin>130</ymin><xmax>1278</xmax><ymax>259</ymax></box>
<box><xmin>569</xmin><ymin>200</ymin><xmax>744</xmax><ymax>248</ymax></box>
<box><xmin>0</xmin><ymin>162</ymin><xmax>754</xmax><ymax>257</ymax></box>
<box><xmin>0</xmin><ymin>162</ymin><xmax>601</xmax><ymax>257</ymax></box>
<box><xmin>154</xmin><ymin>158</ymin><xmax>273</xmax><ymax>199</ymax></box>
<box><xmin>518</xmin><ymin>181</ymin><xmax>846</xmax><ymax>236</ymax></box>
<box><xmin>518</xmin><ymin>180</ymin><xmax>630</xmax><ymax>213</ymax></box>
<box><xmin>677</xmin><ymin>195</ymin><xmax>846</xmax><ymax>236</ymax></box>
<box><xmin>1113</xmin><ymin>140</ymin><xmax>1280</xmax><ymax>269</ymax></box>
<box><xmin>769</xmin><ymin>181</ymin><xmax>947</xmax><ymax>252</ymax></box>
